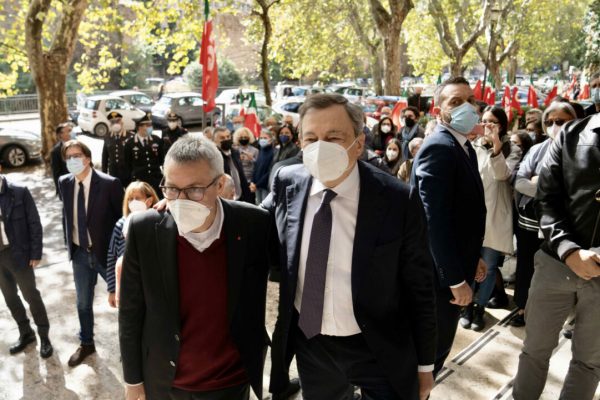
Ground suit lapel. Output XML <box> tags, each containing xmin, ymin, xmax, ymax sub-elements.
<box><xmin>87</xmin><ymin>170</ymin><xmax>101</xmax><ymax>221</ymax></box>
<box><xmin>64</xmin><ymin>175</ymin><xmax>76</xmax><ymax>233</ymax></box>
<box><xmin>285</xmin><ymin>171</ymin><xmax>312</xmax><ymax>297</ymax></box>
<box><xmin>222</xmin><ymin>200</ymin><xmax>246</xmax><ymax>325</ymax></box>
<box><xmin>156</xmin><ymin>212</ymin><xmax>180</xmax><ymax>322</ymax></box>
<box><xmin>351</xmin><ymin>162</ymin><xmax>387</xmax><ymax>304</ymax></box>
<box><xmin>445</xmin><ymin>131</ymin><xmax>485</xmax><ymax>198</ymax></box>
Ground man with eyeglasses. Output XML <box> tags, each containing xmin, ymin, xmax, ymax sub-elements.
<box><xmin>119</xmin><ymin>136</ymin><xmax>271</xmax><ymax>400</ymax></box>
<box><xmin>58</xmin><ymin>140</ymin><xmax>123</xmax><ymax>367</ymax></box>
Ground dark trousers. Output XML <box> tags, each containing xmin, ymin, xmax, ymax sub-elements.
<box><xmin>169</xmin><ymin>384</ymin><xmax>250</xmax><ymax>400</ymax></box>
<box><xmin>293</xmin><ymin>326</ymin><xmax>408</xmax><ymax>400</ymax></box>
<box><xmin>433</xmin><ymin>287</ymin><xmax>461</xmax><ymax>376</ymax></box>
<box><xmin>72</xmin><ymin>246</ymin><xmax>106</xmax><ymax>345</ymax></box>
<box><xmin>0</xmin><ymin>248</ymin><xmax>49</xmax><ymax>337</ymax></box>
<box><xmin>514</xmin><ymin>226</ymin><xmax>543</xmax><ymax>310</ymax></box>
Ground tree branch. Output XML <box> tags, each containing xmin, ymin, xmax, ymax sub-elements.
<box><xmin>428</xmin><ymin>0</ymin><xmax>460</xmax><ymax>56</ymax></box>
<box><xmin>0</xmin><ymin>42</ymin><xmax>27</xmax><ymax>57</ymax></box>
<box><xmin>368</xmin><ymin>0</ymin><xmax>392</xmax><ymax>31</ymax></box>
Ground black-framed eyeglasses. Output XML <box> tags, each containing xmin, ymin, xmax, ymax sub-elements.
<box><xmin>159</xmin><ymin>175</ymin><xmax>220</xmax><ymax>201</ymax></box>
<box><xmin>544</xmin><ymin>118</ymin><xmax>567</xmax><ymax>127</ymax></box>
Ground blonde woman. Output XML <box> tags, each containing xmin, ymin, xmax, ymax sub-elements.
<box><xmin>233</xmin><ymin>127</ymin><xmax>259</xmax><ymax>183</ymax></box>
<box><xmin>106</xmin><ymin>181</ymin><xmax>159</xmax><ymax>307</ymax></box>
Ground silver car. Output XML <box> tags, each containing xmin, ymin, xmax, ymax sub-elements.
<box><xmin>0</xmin><ymin>127</ymin><xmax>42</xmax><ymax>167</ymax></box>
<box><xmin>151</xmin><ymin>92</ymin><xmax>213</xmax><ymax>127</ymax></box>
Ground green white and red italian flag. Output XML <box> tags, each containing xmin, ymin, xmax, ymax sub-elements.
<box><xmin>200</xmin><ymin>0</ymin><xmax>218</xmax><ymax>113</ymax></box>
<box><xmin>241</xmin><ymin>93</ymin><xmax>261</xmax><ymax>138</ymax></box>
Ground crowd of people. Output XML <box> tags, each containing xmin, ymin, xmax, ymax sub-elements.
<box><xmin>0</xmin><ymin>73</ymin><xmax>599</xmax><ymax>400</ymax></box>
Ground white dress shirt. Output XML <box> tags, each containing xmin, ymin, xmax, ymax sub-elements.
<box><xmin>295</xmin><ymin>164</ymin><xmax>361</xmax><ymax>336</ymax></box>
<box><xmin>72</xmin><ymin>169</ymin><xmax>93</xmax><ymax>247</ymax></box>
<box><xmin>180</xmin><ymin>199</ymin><xmax>224</xmax><ymax>252</ymax></box>
<box><xmin>0</xmin><ymin>179</ymin><xmax>9</xmax><ymax>246</ymax></box>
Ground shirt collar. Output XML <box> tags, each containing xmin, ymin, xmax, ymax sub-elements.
<box><xmin>180</xmin><ymin>198</ymin><xmax>224</xmax><ymax>252</ymax></box>
<box><xmin>310</xmin><ymin>162</ymin><xmax>360</xmax><ymax>201</ymax></box>
<box><xmin>444</xmin><ymin>124</ymin><xmax>469</xmax><ymax>148</ymax></box>
<box><xmin>76</xmin><ymin>168</ymin><xmax>93</xmax><ymax>185</ymax></box>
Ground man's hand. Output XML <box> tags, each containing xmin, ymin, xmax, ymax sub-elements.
<box><xmin>450</xmin><ymin>282</ymin><xmax>473</xmax><ymax>306</ymax></box>
<box><xmin>531</xmin><ymin>175</ymin><xmax>539</xmax><ymax>184</ymax></box>
<box><xmin>565</xmin><ymin>249</ymin><xmax>600</xmax><ymax>280</ymax></box>
<box><xmin>116</xmin><ymin>257</ymin><xmax>123</xmax><ymax>308</ymax></box>
<box><xmin>153</xmin><ymin>198</ymin><xmax>168</xmax><ymax>211</ymax></box>
<box><xmin>108</xmin><ymin>293</ymin><xmax>117</xmax><ymax>308</ymax></box>
<box><xmin>249</xmin><ymin>182</ymin><xmax>257</xmax><ymax>193</ymax></box>
<box><xmin>29</xmin><ymin>260</ymin><xmax>40</xmax><ymax>268</ymax></box>
<box><xmin>125</xmin><ymin>384</ymin><xmax>145</xmax><ymax>400</ymax></box>
<box><xmin>418</xmin><ymin>371</ymin><xmax>434</xmax><ymax>400</ymax></box>
<box><xmin>475</xmin><ymin>258</ymin><xmax>487</xmax><ymax>283</ymax></box>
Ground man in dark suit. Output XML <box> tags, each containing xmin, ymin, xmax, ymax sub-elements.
<box><xmin>0</xmin><ymin>168</ymin><xmax>52</xmax><ymax>358</ymax></box>
<box><xmin>264</xmin><ymin>93</ymin><xmax>437</xmax><ymax>400</ymax></box>
<box><xmin>213</xmin><ymin>127</ymin><xmax>254</xmax><ymax>203</ymax></box>
<box><xmin>58</xmin><ymin>140</ymin><xmax>123</xmax><ymax>367</ymax></box>
<box><xmin>120</xmin><ymin>136</ymin><xmax>271</xmax><ymax>400</ymax></box>
<box><xmin>411</xmin><ymin>76</ymin><xmax>487</xmax><ymax>376</ymax></box>
<box><xmin>50</xmin><ymin>122</ymin><xmax>72</xmax><ymax>194</ymax></box>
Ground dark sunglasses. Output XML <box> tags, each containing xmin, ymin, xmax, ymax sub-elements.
<box><xmin>544</xmin><ymin>119</ymin><xmax>566</xmax><ymax>127</ymax></box>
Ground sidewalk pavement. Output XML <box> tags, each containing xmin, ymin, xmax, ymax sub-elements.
<box><xmin>0</xmin><ymin>113</ymin><xmax>40</xmax><ymax>123</ymax></box>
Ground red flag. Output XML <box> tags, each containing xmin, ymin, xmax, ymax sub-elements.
<box><xmin>483</xmin><ymin>86</ymin><xmax>495</xmax><ymax>105</ymax></box>
<box><xmin>501</xmin><ymin>86</ymin><xmax>511</xmax><ymax>108</ymax></box>
<box><xmin>200</xmin><ymin>0</ymin><xmax>218</xmax><ymax>113</ymax></box>
<box><xmin>564</xmin><ymin>75</ymin><xmax>577</xmax><ymax>99</ymax></box>
<box><xmin>511</xmin><ymin>87</ymin><xmax>523</xmax><ymax>116</ymax></box>
<box><xmin>473</xmin><ymin>80</ymin><xmax>482</xmax><ymax>101</ymax></box>
<box><xmin>527</xmin><ymin>85</ymin><xmax>539</xmax><ymax>108</ymax></box>
<box><xmin>581</xmin><ymin>83</ymin><xmax>590</xmax><ymax>100</ymax></box>
<box><xmin>391</xmin><ymin>99</ymin><xmax>408</xmax><ymax>128</ymax></box>
<box><xmin>544</xmin><ymin>86</ymin><xmax>558</xmax><ymax>107</ymax></box>
<box><xmin>428</xmin><ymin>97</ymin><xmax>438</xmax><ymax>116</ymax></box>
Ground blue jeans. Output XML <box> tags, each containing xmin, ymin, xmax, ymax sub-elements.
<box><xmin>72</xmin><ymin>246</ymin><xmax>106</xmax><ymax>345</ymax></box>
<box><xmin>473</xmin><ymin>247</ymin><xmax>505</xmax><ymax>307</ymax></box>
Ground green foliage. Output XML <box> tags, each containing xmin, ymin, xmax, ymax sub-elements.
<box><xmin>584</xmin><ymin>0</ymin><xmax>600</xmax><ymax>75</ymax></box>
<box><xmin>183</xmin><ymin>58</ymin><xmax>242</xmax><ymax>89</ymax></box>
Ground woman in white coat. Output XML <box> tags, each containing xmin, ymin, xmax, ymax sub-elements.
<box><xmin>460</xmin><ymin>106</ymin><xmax>522</xmax><ymax>331</ymax></box>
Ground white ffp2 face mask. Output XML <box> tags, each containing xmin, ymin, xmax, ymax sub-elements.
<box><xmin>547</xmin><ymin>123</ymin><xmax>562</xmax><ymax>140</ymax></box>
<box><xmin>169</xmin><ymin>199</ymin><xmax>212</xmax><ymax>234</ymax></box>
<box><xmin>302</xmin><ymin>138</ymin><xmax>358</xmax><ymax>183</ymax></box>
<box><xmin>128</xmin><ymin>199</ymin><xmax>148</xmax><ymax>213</ymax></box>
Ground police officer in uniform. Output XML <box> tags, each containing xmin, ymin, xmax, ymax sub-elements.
<box><xmin>102</xmin><ymin>112</ymin><xmax>133</xmax><ymax>187</ymax></box>
<box><xmin>124</xmin><ymin>112</ymin><xmax>164</xmax><ymax>196</ymax></box>
<box><xmin>162</xmin><ymin>112</ymin><xmax>188</xmax><ymax>153</ymax></box>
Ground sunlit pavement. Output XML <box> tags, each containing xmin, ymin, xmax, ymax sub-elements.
<box><xmin>0</xmin><ymin>117</ymin><xmax>597</xmax><ymax>399</ymax></box>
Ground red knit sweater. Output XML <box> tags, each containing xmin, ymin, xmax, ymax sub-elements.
<box><xmin>172</xmin><ymin>234</ymin><xmax>248</xmax><ymax>391</ymax></box>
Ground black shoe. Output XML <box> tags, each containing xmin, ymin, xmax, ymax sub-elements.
<box><xmin>272</xmin><ymin>378</ymin><xmax>301</xmax><ymax>400</ymax></box>
<box><xmin>459</xmin><ymin>303</ymin><xmax>474</xmax><ymax>329</ymax></box>
<box><xmin>9</xmin><ymin>332</ymin><xmax>36</xmax><ymax>355</ymax></box>
<box><xmin>509</xmin><ymin>313</ymin><xmax>526</xmax><ymax>327</ymax></box>
<box><xmin>562</xmin><ymin>327</ymin><xmax>573</xmax><ymax>340</ymax></box>
<box><xmin>68</xmin><ymin>344</ymin><xmax>96</xmax><ymax>367</ymax></box>
<box><xmin>471</xmin><ymin>304</ymin><xmax>486</xmax><ymax>332</ymax></box>
<box><xmin>487</xmin><ymin>294</ymin><xmax>509</xmax><ymax>309</ymax></box>
<box><xmin>40</xmin><ymin>337</ymin><xmax>53</xmax><ymax>358</ymax></box>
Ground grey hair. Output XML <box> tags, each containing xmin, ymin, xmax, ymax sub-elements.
<box><xmin>298</xmin><ymin>93</ymin><xmax>364</xmax><ymax>137</ymax></box>
<box><xmin>541</xmin><ymin>101</ymin><xmax>577</xmax><ymax>134</ymax></box>
<box><xmin>165</xmin><ymin>135</ymin><xmax>224</xmax><ymax>176</ymax></box>
<box><xmin>408</xmin><ymin>137</ymin><xmax>424</xmax><ymax>153</ymax></box>
<box><xmin>260</xmin><ymin>129</ymin><xmax>274</xmax><ymax>139</ymax></box>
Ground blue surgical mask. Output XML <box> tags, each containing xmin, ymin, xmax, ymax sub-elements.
<box><xmin>66</xmin><ymin>158</ymin><xmax>85</xmax><ymax>175</ymax></box>
<box><xmin>279</xmin><ymin>135</ymin><xmax>290</xmax><ymax>144</ymax></box>
<box><xmin>234</xmin><ymin>123</ymin><xmax>244</xmax><ymax>130</ymax></box>
<box><xmin>447</xmin><ymin>102</ymin><xmax>479</xmax><ymax>135</ymax></box>
<box><xmin>593</xmin><ymin>88</ymin><xmax>600</xmax><ymax>104</ymax></box>
<box><xmin>528</xmin><ymin>131</ymin><xmax>536</xmax><ymax>142</ymax></box>
<box><xmin>146</xmin><ymin>127</ymin><xmax>153</xmax><ymax>135</ymax></box>
<box><xmin>259</xmin><ymin>138</ymin><xmax>270</xmax><ymax>148</ymax></box>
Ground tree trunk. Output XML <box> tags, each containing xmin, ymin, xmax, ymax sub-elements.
<box><xmin>35</xmin><ymin>58</ymin><xmax>69</xmax><ymax>161</ymax></box>
<box><xmin>370</xmin><ymin>53</ymin><xmax>384</xmax><ymax>95</ymax></box>
<box><xmin>260</xmin><ymin>12</ymin><xmax>273</xmax><ymax>106</ymax></box>
<box><xmin>383</xmin><ymin>28</ymin><xmax>402</xmax><ymax>95</ymax></box>
<box><xmin>399</xmin><ymin>38</ymin><xmax>410</xmax><ymax>77</ymax></box>
<box><xmin>450</xmin><ymin>53</ymin><xmax>464</xmax><ymax>77</ymax></box>
<box><xmin>508</xmin><ymin>56</ymin><xmax>518</xmax><ymax>85</ymax></box>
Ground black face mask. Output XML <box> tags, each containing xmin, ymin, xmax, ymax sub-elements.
<box><xmin>239</xmin><ymin>138</ymin><xmax>250</xmax><ymax>146</ymax></box>
<box><xmin>404</xmin><ymin>118</ymin><xmax>416</xmax><ymax>128</ymax></box>
<box><xmin>220</xmin><ymin>139</ymin><xmax>233</xmax><ymax>151</ymax></box>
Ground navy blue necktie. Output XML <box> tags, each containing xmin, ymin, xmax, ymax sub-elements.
<box><xmin>465</xmin><ymin>140</ymin><xmax>478</xmax><ymax>170</ymax></box>
<box><xmin>77</xmin><ymin>182</ymin><xmax>89</xmax><ymax>249</ymax></box>
<box><xmin>299</xmin><ymin>189</ymin><xmax>337</xmax><ymax>339</ymax></box>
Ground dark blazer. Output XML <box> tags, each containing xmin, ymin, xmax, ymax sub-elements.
<box><xmin>119</xmin><ymin>200</ymin><xmax>271</xmax><ymax>400</ymax></box>
<box><xmin>220</xmin><ymin>149</ymin><xmax>254</xmax><ymax>203</ymax></box>
<box><xmin>410</xmin><ymin>125</ymin><xmax>486</xmax><ymax>287</ymax></box>
<box><xmin>263</xmin><ymin>161</ymin><xmax>436</xmax><ymax>397</ymax></box>
<box><xmin>58</xmin><ymin>169</ymin><xmax>123</xmax><ymax>267</ymax></box>
<box><xmin>50</xmin><ymin>141</ymin><xmax>68</xmax><ymax>194</ymax></box>
<box><xmin>0</xmin><ymin>177</ymin><xmax>43</xmax><ymax>269</ymax></box>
